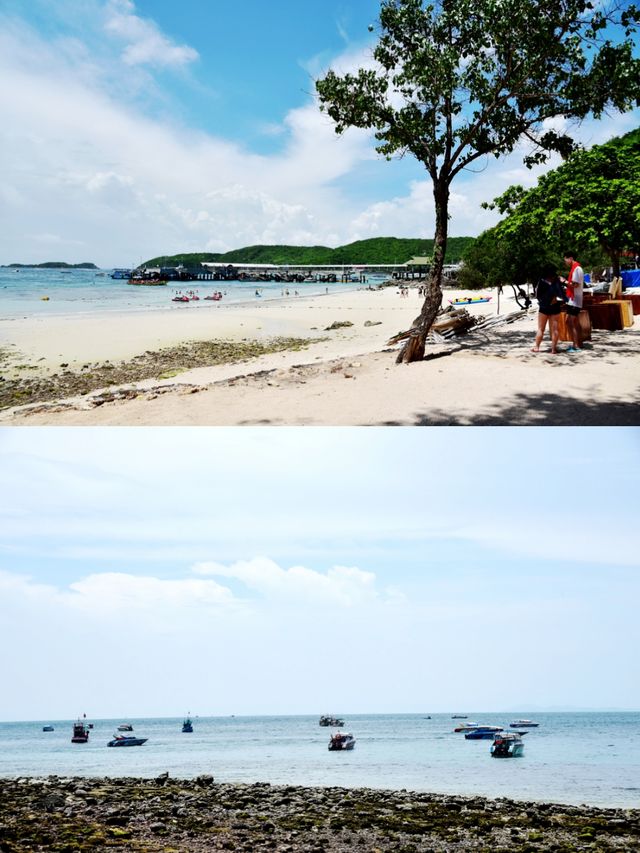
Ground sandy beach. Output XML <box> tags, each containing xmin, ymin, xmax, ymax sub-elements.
<box><xmin>1</xmin><ymin>286</ymin><xmax>638</xmax><ymax>425</ymax></box>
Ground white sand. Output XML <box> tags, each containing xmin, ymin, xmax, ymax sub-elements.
<box><xmin>1</xmin><ymin>286</ymin><xmax>639</xmax><ymax>426</ymax></box>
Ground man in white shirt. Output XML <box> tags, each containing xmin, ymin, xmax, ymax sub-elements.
<box><xmin>563</xmin><ymin>252</ymin><xmax>585</xmax><ymax>351</ymax></box>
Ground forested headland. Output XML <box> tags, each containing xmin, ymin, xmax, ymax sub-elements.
<box><xmin>143</xmin><ymin>236</ymin><xmax>475</xmax><ymax>268</ymax></box>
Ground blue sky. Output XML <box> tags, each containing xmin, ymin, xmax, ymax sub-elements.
<box><xmin>0</xmin><ymin>0</ymin><xmax>638</xmax><ymax>265</ymax></box>
<box><xmin>0</xmin><ymin>427</ymin><xmax>638</xmax><ymax>719</ymax></box>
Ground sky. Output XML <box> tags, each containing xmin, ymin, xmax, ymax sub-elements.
<box><xmin>0</xmin><ymin>426</ymin><xmax>638</xmax><ymax>720</ymax></box>
<box><xmin>1</xmin><ymin>0</ymin><xmax>638</xmax><ymax>267</ymax></box>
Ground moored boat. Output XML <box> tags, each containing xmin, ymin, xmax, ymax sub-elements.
<box><xmin>42</xmin><ymin>725</ymin><xmax>54</xmax><ymax>732</ymax></box>
<box><xmin>128</xmin><ymin>278</ymin><xmax>168</xmax><ymax>286</ymax></box>
<box><xmin>510</xmin><ymin>719</ymin><xmax>539</xmax><ymax>727</ymax></box>
<box><xmin>453</xmin><ymin>721</ymin><xmax>479</xmax><ymax>732</ymax></box>
<box><xmin>182</xmin><ymin>717</ymin><xmax>193</xmax><ymax>733</ymax></box>
<box><xmin>117</xmin><ymin>723</ymin><xmax>133</xmax><ymax>731</ymax></box>
<box><xmin>319</xmin><ymin>715</ymin><xmax>344</xmax><ymax>727</ymax></box>
<box><xmin>328</xmin><ymin>731</ymin><xmax>355</xmax><ymax>751</ymax></box>
<box><xmin>465</xmin><ymin>727</ymin><xmax>504</xmax><ymax>740</ymax></box>
<box><xmin>107</xmin><ymin>735</ymin><xmax>148</xmax><ymax>747</ymax></box>
<box><xmin>71</xmin><ymin>721</ymin><xmax>89</xmax><ymax>743</ymax></box>
<box><xmin>110</xmin><ymin>268</ymin><xmax>132</xmax><ymax>279</ymax></box>
<box><xmin>491</xmin><ymin>732</ymin><xmax>525</xmax><ymax>757</ymax></box>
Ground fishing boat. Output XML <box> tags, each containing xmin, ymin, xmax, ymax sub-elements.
<box><xmin>319</xmin><ymin>715</ymin><xmax>344</xmax><ymax>727</ymax></box>
<box><xmin>42</xmin><ymin>725</ymin><xmax>54</xmax><ymax>732</ymax></box>
<box><xmin>491</xmin><ymin>732</ymin><xmax>525</xmax><ymax>757</ymax></box>
<box><xmin>465</xmin><ymin>726</ymin><xmax>504</xmax><ymax>740</ymax></box>
<box><xmin>117</xmin><ymin>723</ymin><xmax>133</xmax><ymax>731</ymax></box>
<box><xmin>510</xmin><ymin>719</ymin><xmax>539</xmax><ymax>728</ymax></box>
<box><xmin>328</xmin><ymin>731</ymin><xmax>355</xmax><ymax>751</ymax></box>
<box><xmin>448</xmin><ymin>296</ymin><xmax>492</xmax><ymax>305</ymax></box>
<box><xmin>71</xmin><ymin>721</ymin><xmax>89</xmax><ymax>743</ymax></box>
<box><xmin>182</xmin><ymin>717</ymin><xmax>193</xmax><ymax>733</ymax></box>
<box><xmin>107</xmin><ymin>734</ymin><xmax>148</xmax><ymax>747</ymax></box>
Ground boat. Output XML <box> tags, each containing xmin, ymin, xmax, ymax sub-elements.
<box><xmin>465</xmin><ymin>727</ymin><xmax>504</xmax><ymax>740</ymax></box>
<box><xmin>491</xmin><ymin>732</ymin><xmax>525</xmax><ymax>758</ymax></box>
<box><xmin>42</xmin><ymin>725</ymin><xmax>54</xmax><ymax>732</ymax></box>
<box><xmin>448</xmin><ymin>296</ymin><xmax>492</xmax><ymax>305</ymax></box>
<box><xmin>117</xmin><ymin>723</ymin><xmax>133</xmax><ymax>731</ymax></box>
<box><xmin>204</xmin><ymin>292</ymin><xmax>223</xmax><ymax>301</ymax></box>
<box><xmin>319</xmin><ymin>715</ymin><xmax>344</xmax><ymax>727</ymax></box>
<box><xmin>107</xmin><ymin>735</ymin><xmax>148</xmax><ymax>747</ymax></box>
<box><xmin>451</xmin><ymin>715</ymin><xmax>467</xmax><ymax>719</ymax></box>
<box><xmin>71</xmin><ymin>721</ymin><xmax>89</xmax><ymax>743</ymax></box>
<box><xmin>182</xmin><ymin>717</ymin><xmax>193</xmax><ymax>733</ymax></box>
<box><xmin>510</xmin><ymin>719</ymin><xmax>539</xmax><ymax>728</ymax></box>
<box><xmin>172</xmin><ymin>295</ymin><xmax>190</xmax><ymax>302</ymax></box>
<box><xmin>128</xmin><ymin>278</ymin><xmax>168</xmax><ymax>286</ymax></box>
<box><xmin>111</xmin><ymin>269</ymin><xmax>132</xmax><ymax>279</ymax></box>
<box><xmin>328</xmin><ymin>731</ymin><xmax>355</xmax><ymax>751</ymax></box>
<box><xmin>453</xmin><ymin>721</ymin><xmax>479</xmax><ymax>732</ymax></box>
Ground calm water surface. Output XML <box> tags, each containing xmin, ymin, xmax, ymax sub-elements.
<box><xmin>0</xmin><ymin>268</ymin><xmax>380</xmax><ymax>319</ymax></box>
<box><xmin>1</xmin><ymin>713</ymin><xmax>638</xmax><ymax>808</ymax></box>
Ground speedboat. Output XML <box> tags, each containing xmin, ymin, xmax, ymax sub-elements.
<box><xmin>328</xmin><ymin>731</ymin><xmax>355</xmax><ymax>751</ymax></box>
<box><xmin>510</xmin><ymin>719</ymin><xmax>539</xmax><ymax>727</ymax></box>
<box><xmin>451</xmin><ymin>715</ymin><xmax>468</xmax><ymax>719</ymax></box>
<box><xmin>71</xmin><ymin>721</ymin><xmax>89</xmax><ymax>743</ymax></box>
<box><xmin>117</xmin><ymin>723</ymin><xmax>133</xmax><ymax>731</ymax></box>
<box><xmin>182</xmin><ymin>717</ymin><xmax>193</xmax><ymax>733</ymax></box>
<box><xmin>42</xmin><ymin>725</ymin><xmax>54</xmax><ymax>732</ymax></box>
<box><xmin>465</xmin><ymin>727</ymin><xmax>504</xmax><ymax>740</ymax></box>
<box><xmin>319</xmin><ymin>715</ymin><xmax>344</xmax><ymax>727</ymax></box>
<box><xmin>172</xmin><ymin>295</ymin><xmax>189</xmax><ymax>302</ymax></box>
<box><xmin>491</xmin><ymin>732</ymin><xmax>525</xmax><ymax>757</ymax></box>
<box><xmin>108</xmin><ymin>734</ymin><xmax>148</xmax><ymax>747</ymax></box>
<box><xmin>453</xmin><ymin>721</ymin><xmax>479</xmax><ymax>732</ymax></box>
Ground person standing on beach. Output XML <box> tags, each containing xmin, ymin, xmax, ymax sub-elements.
<box><xmin>563</xmin><ymin>252</ymin><xmax>585</xmax><ymax>351</ymax></box>
<box><xmin>532</xmin><ymin>264</ymin><xmax>564</xmax><ymax>353</ymax></box>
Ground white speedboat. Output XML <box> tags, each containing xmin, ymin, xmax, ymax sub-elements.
<box><xmin>328</xmin><ymin>731</ymin><xmax>355</xmax><ymax>751</ymax></box>
<box><xmin>491</xmin><ymin>732</ymin><xmax>525</xmax><ymax>757</ymax></box>
<box><xmin>510</xmin><ymin>719</ymin><xmax>539</xmax><ymax>728</ymax></box>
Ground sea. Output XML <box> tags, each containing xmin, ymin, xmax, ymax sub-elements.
<box><xmin>0</xmin><ymin>267</ymin><xmax>383</xmax><ymax>320</ymax></box>
<box><xmin>1</xmin><ymin>713</ymin><xmax>638</xmax><ymax>809</ymax></box>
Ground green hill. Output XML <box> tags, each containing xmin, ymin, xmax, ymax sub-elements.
<box><xmin>143</xmin><ymin>236</ymin><xmax>474</xmax><ymax>268</ymax></box>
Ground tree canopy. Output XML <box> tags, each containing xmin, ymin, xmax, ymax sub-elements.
<box><xmin>484</xmin><ymin>128</ymin><xmax>640</xmax><ymax>277</ymax></box>
<box><xmin>316</xmin><ymin>0</ymin><xmax>640</xmax><ymax>361</ymax></box>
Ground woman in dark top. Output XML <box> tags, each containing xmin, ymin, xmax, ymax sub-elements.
<box><xmin>532</xmin><ymin>264</ymin><xmax>565</xmax><ymax>354</ymax></box>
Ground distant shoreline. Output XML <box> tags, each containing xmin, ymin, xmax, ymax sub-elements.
<box><xmin>1</xmin><ymin>775</ymin><xmax>638</xmax><ymax>852</ymax></box>
<box><xmin>3</xmin><ymin>262</ymin><xmax>98</xmax><ymax>269</ymax></box>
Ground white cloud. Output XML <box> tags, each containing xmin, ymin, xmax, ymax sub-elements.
<box><xmin>193</xmin><ymin>557</ymin><xmax>381</xmax><ymax>606</ymax></box>
<box><xmin>104</xmin><ymin>0</ymin><xmax>199</xmax><ymax>68</ymax></box>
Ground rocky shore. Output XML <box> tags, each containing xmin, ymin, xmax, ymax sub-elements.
<box><xmin>0</xmin><ymin>776</ymin><xmax>638</xmax><ymax>852</ymax></box>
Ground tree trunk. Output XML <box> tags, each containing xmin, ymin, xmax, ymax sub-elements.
<box><xmin>398</xmin><ymin>178</ymin><xmax>449</xmax><ymax>363</ymax></box>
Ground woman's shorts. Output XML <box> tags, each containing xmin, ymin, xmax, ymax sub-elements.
<box><xmin>541</xmin><ymin>303</ymin><xmax>563</xmax><ymax>316</ymax></box>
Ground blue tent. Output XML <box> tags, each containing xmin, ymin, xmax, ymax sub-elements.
<box><xmin>621</xmin><ymin>269</ymin><xmax>640</xmax><ymax>288</ymax></box>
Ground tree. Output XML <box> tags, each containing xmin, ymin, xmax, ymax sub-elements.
<box><xmin>487</xmin><ymin>130</ymin><xmax>640</xmax><ymax>276</ymax></box>
<box><xmin>316</xmin><ymin>0</ymin><xmax>640</xmax><ymax>362</ymax></box>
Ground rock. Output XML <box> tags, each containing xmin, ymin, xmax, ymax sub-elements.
<box><xmin>324</xmin><ymin>321</ymin><xmax>354</xmax><ymax>330</ymax></box>
<box><xmin>195</xmin><ymin>774</ymin><xmax>214</xmax><ymax>787</ymax></box>
<box><xmin>155</xmin><ymin>772</ymin><xmax>170</xmax><ymax>785</ymax></box>
<box><xmin>364</xmin><ymin>320</ymin><xmax>382</xmax><ymax>326</ymax></box>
